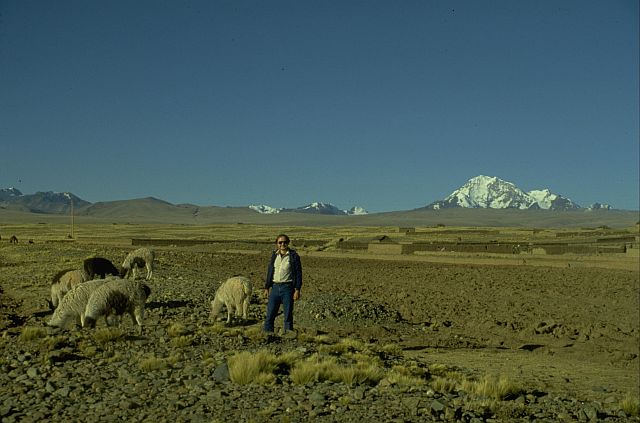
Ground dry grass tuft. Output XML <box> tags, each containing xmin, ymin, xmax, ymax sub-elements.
<box><xmin>463</xmin><ymin>374</ymin><xmax>523</xmax><ymax>400</ymax></box>
<box><xmin>319</xmin><ymin>336</ymin><xmax>370</xmax><ymax>355</ymax></box>
<box><xmin>200</xmin><ymin>322</ymin><xmax>227</xmax><ymax>336</ymax></box>
<box><xmin>290</xmin><ymin>354</ymin><xmax>383</xmax><ymax>386</ymax></box>
<box><xmin>330</xmin><ymin>362</ymin><xmax>383</xmax><ymax>386</ymax></box>
<box><xmin>227</xmin><ymin>349</ymin><xmax>278</xmax><ymax>385</ymax></box>
<box><xmin>139</xmin><ymin>356</ymin><xmax>168</xmax><ymax>372</ymax></box>
<box><xmin>170</xmin><ymin>335</ymin><xmax>193</xmax><ymax>348</ymax></box>
<box><xmin>243</xmin><ymin>326</ymin><xmax>265</xmax><ymax>341</ymax></box>
<box><xmin>432</xmin><ymin>375</ymin><xmax>459</xmax><ymax>393</ymax></box>
<box><xmin>428</xmin><ymin>363</ymin><xmax>450</xmax><ymax>377</ymax></box>
<box><xmin>381</xmin><ymin>364</ymin><xmax>427</xmax><ymax>387</ymax></box>
<box><xmin>290</xmin><ymin>354</ymin><xmax>339</xmax><ymax>385</ymax></box>
<box><xmin>378</xmin><ymin>343</ymin><xmax>404</xmax><ymax>357</ymax></box>
<box><xmin>167</xmin><ymin>322</ymin><xmax>190</xmax><ymax>337</ymax></box>
<box><xmin>139</xmin><ymin>354</ymin><xmax>179</xmax><ymax>372</ymax></box>
<box><xmin>93</xmin><ymin>327</ymin><xmax>125</xmax><ymax>344</ymax></box>
<box><xmin>19</xmin><ymin>326</ymin><xmax>47</xmax><ymax>342</ymax></box>
<box><xmin>311</xmin><ymin>334</ymin><xmax>335</xmax><ymax>344</ymax></box>
<box><xmin>621</xmin><ymin>393</ymin><xmax>640</xmax><ymax>417</ymax></box>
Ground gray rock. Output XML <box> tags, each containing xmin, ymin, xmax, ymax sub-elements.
<box><xmin>212</xmin><ymin>362</ymin><xmax>230</xmax><ymax>383</ymax></box>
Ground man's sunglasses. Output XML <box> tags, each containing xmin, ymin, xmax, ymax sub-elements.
<box><xmin>277</xmin><ymin>241</ymin><xmax>289</xmax><ymax>245</ymax></box>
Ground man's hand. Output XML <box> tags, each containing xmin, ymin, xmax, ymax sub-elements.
<box><xmin>263</xmin><ymin>288</ymin><xmax>270</xmax><ymax>298</ymax></box>
<box><xmin>293</xmin><ymin>289</ymin><xmax>301</xmax><ymax>301</ymax></box>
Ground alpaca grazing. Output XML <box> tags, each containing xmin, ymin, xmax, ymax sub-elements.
<box><xmin>49</xmin><ymin>268</ymin><xmax>90</xmax><ymax>310</ymax></box>
<box><xmin>48</xmin><ymin>279</ymin><xmax>108</xmax><ymax>329</ymax></box>
<box><xmin>83</xmin><ymin>278</ymin><xmax>151</xmax><ymax>334</ymax></box>
<box><xmin>210</xmin><ymin>276</ymin><xmax>253</xmax><ymax>325</ymax></box>
<box><xmin>83</xmin><ymin>257</ymin><xmax>119</xmax><ymax>279</ymax></box>
<box><xmin>121</xmin><ymin>248</ymin><xmax>155</xmax><ymax>280</ymax></box>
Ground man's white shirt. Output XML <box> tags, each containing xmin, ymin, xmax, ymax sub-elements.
<box><xmin>273</xmin><ymin>252</ymin><xmax>292</xmax><ymax>282</ymax></box>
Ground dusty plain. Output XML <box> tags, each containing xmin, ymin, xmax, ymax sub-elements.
<box><xmin>1</xmin><ymin>222</ymin><xmax>638</xmax><ymax>422</ymax></box>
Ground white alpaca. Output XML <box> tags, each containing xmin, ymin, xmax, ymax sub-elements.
<box><xmin>50</xmin><ymin>269</ymin><xmax>90</xmax><ymax>309</ymax></box>
<box><xmin>48</xmin><ymin>279</ymin><xmax>108</xmax><ymax>328</ymax></box>
<box><xmin>210</xmin><ymin>276</ymin><xmax>253</xmax><ymax>324</ymax></box>
<box><xmin>83</xmin><ymin>279</ymin><xmax>151</xmax><ymax>334</ymax></box>
<box><xmin>121</xmin><ymin>248</ymin><xmax>155</xmax><ymax>280</ymax></box>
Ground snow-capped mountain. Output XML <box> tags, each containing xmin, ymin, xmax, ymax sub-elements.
<box><xmin>425</xmin><ymin>176</ymin><xmax>581</xmax><ymax>211</ymax></box>
<box><xmin>0</xmin><ymin>190</ymin><xmax>90</xmax><ymax>213</ymax></box>
<box><xmin>527</xmin><ymin>189</ymin><xmax>580</xmax><ymax>210</ymax></box>
<box><xmin>587</xmin><ymin>202</ymin><xmax>612</xmax><ymax>211</ymax></box>
<box><xmin>251</xmin><ymin>202</ymin><xmax>369</xmax><ymax>215</ymax></box>
<box><xmin>347</xmin><ymin>206</ymin><xmax>368</xmax><ymax>216</ymax></box>
<box><xmin>293</xmin><ymin>202</ymin><xmax>344</xmax><ymax>215</ymax></box>
<box><xmin>0</xmin><ymin>187</ymin><xmax>23</xmax><ymax>201</ymax></box>
<box><xmin>249</xmin><ymin>202</ymin><xmax>369</xmax><ymax>216</ymax></box>
<box><xmin>248</xmin><ymin>204</ymin><xmax>282</xmax><ymax>214</ymax></box>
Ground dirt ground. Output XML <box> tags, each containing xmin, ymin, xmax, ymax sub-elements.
<box><xmin>1</xmin><ymin>236</ymin><xmax>638</xmax><ymax>407</ymax></box>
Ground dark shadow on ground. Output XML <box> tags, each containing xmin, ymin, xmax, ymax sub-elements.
<box><xmin>147</xmin><ymin>299</ymin><xmax>192</xmax><ymax>310</ymax></box>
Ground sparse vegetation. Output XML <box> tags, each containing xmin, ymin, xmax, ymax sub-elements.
<box><xmin>227</xmin><ymin>350</ymin><xmax>279</xmax><ymax>385</ymax></box>
<box><xmin>167</xmin><ymin>322</ymin><xmax>190</xmax><ymax>337</ymax></box>
<box><xmin>0</xmin><ymin>222</ymin><xmax>637</xmax><ymax>422</ymax></box>
<box><xmin>170</xmin><ymin>335</ymin><xmax>193</xmax><ymax>348</ymax></box>
<box><xmin>93</xmin><ymin>327</ymin><xmax>125</xmax><ymax>344</ymax></box>
<box><xmin>462</xmin><ymin>374</ymin><xmax>523</xmax><ymax>400</ymax></box>
<box><xmin>18</xmin><ymin>326</ymin><xmax>47</xmax><ymax>342</ymax></box>
<box><xmin>139</xmin><ymin>354</ymin><xmax>179</xmax><ymax>372</ymax></box>
<box><xmin>621</xmin><ymin>393</ymin><xmax>640</xmax><ymax>417</ymax></box>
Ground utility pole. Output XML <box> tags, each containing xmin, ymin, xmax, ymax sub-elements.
<box><xmin>70</xmin><ymin>195</ymin><xmax>74</xmax><ymax>239</ymax></box>
<box><xmin>65</xmin><ymin>193</ymin><xmax>74</xmax><ymax>239</ymax></box>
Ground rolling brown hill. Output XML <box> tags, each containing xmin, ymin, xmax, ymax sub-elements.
<box><xmin>1</xmin><ymin>196</ymin><xmax>638</xmax><ymax>228</ymax></box>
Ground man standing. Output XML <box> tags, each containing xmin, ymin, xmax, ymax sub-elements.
<box><xmin>263</xmin><ymin>234</ymin><xmax>302</xmax><ymax>337</ymax></box>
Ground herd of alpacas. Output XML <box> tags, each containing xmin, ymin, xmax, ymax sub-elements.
<box><xmin>47</xmin><ymin>247</ymin><xmax>254</xmax><ymax>334</ymax></box>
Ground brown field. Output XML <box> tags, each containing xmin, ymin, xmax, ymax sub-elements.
<box><xmin>1</xmin><ymin>222</ymin><xmax>638</xmax><ymax>420</ymax></box>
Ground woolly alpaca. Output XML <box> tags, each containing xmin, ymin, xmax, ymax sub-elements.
<box><xmin>210</xmin><ymin>276</ymin><xmax>253</xmax><ymax>324</ymax></box>
<box><xmin>84</xmin><ymin>279</ymin><xmax>151</xmax><ymax>334</ymax></box>
<box><xmin>83</xmin><ymin>257</ymin><xmax>119</xmax><ymax>279</ymax></box>
<box><xmin>48</xmin><ymin>279</ymin><xmax>108</xmax><ymax>329</ymax></box>
<box><xmin>121</xmin><ymin>248</ymin><xmax>155</xmax><ymax>280</ymax></box>
<box><xmin>49</xmin><ymin>268</ymin><xmax>90</xmax><ymax>310</ymax></box>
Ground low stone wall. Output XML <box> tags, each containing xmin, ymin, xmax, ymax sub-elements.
<box><xmin>338</xmin><ymin>239</ymin><xmax>632</xmax><ymax>256</ymax></box>
<box><xmin>367</xmin><ymin>243</ymin><xmax>407</xmax><ymax>254</ymax></box>
<box><xmin>131</xmin><ymin>238</ymin><xmax>273</xmax><ymax>247</ymax></box>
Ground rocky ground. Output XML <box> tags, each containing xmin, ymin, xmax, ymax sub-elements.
<box><xmin>1</xmin><ymin>240</ymin><xmax>639</xmax><ymax>422</ymax></box>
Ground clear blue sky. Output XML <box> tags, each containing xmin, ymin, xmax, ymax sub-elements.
<box><xmin>1</xmin><ymin>0</ymin><xmax>638</xmax><ymax>212</ymax></box>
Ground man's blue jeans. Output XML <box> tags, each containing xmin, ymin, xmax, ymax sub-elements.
<box><xmin>264</xmin><ymin>283</ymin><xmax>294</xmax><ymax>332</ymax></box>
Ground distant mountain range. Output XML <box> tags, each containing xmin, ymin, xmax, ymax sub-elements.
<box><xmin>0</xmin><ymin>175</ymin><xmax>616</xmax><ymax>217</ymax></box>
<box><xmin>249</xmin><ymin>202</ymin><xmax>368</xmax><ymax>216</ymax></box>
<box><xmin>0</xmin><ymin>189</ymin><xmax>90</xmax><ymax>214</ymax></box>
